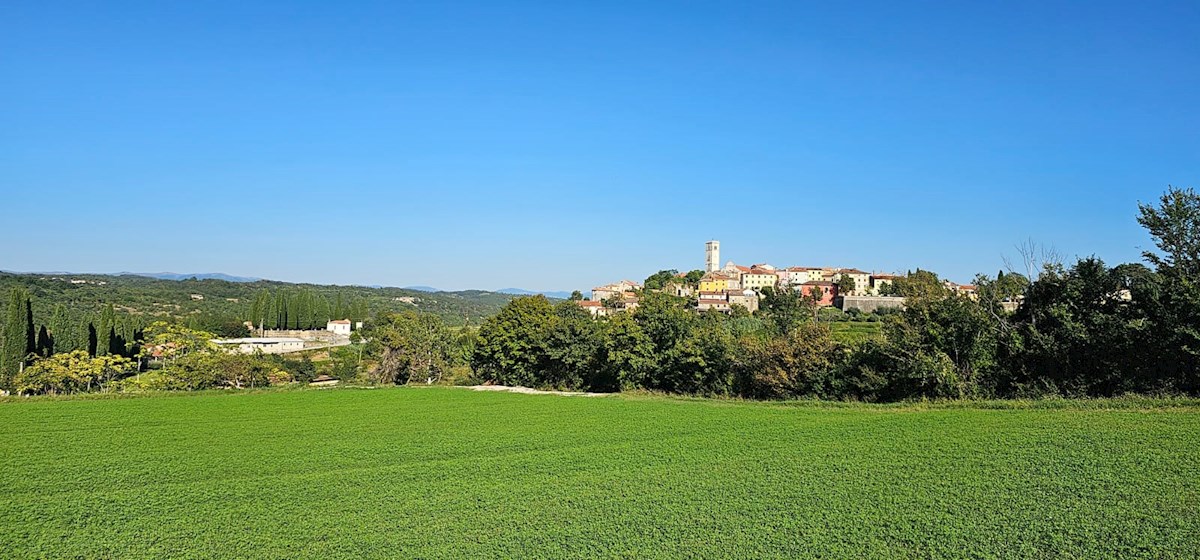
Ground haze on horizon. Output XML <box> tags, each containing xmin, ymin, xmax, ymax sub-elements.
<box><xmin>3</xmin><ymin>1</ymin><xmax>1196</xmax><ymax>292</ymax></box>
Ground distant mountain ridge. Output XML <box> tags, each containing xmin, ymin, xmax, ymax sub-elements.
<box><xmin>120</xmin><ymin>272</ymin><xmax>262</xmax><ymax>282</ymax></box>
<box><xmin>496</xmin><ymin>288</ymin><xmax>574</xmax><ymax>300</ymax></box>
<box><xmin>406</xmin><ymin>286</ymin><xmax>573</xmax><ymax>299</ymax></box>
<box><xmin>6</xmin><ymin>270</ymin><xmax>572</xmax><ymax>298</ymax></box>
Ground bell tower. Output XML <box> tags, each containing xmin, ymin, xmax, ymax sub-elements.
<box><xmin>705</xmin><ymin>240</ymin><xmax>720</xmax><ymax>272</ymax></box>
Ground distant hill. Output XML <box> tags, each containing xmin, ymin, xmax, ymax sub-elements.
<box><xmin>120</xmin><ymin>272</ymin><xmax>262</xmax><ymax>283</ymax></box>
<box><xmin>496</xmin><ymin>288</ymin><xmax>573</xmax><ymax>300</ymax></box>
<box><xmin>0</xmin><ymin>272</ymin><xmax>521</xmax><ymax>330</ymax></box>
<box><xmin>401</xmin><ymin>286</ymin><xmax>572</xmax><ymax>299</ymax></box>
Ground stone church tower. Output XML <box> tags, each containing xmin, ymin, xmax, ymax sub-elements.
<box><xmin>706</xmin><ymin>240</ymin><xmax>720</xmax><ymax>272</ymax></box>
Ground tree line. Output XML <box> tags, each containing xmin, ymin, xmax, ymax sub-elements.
<box><xmin>459</xmin><ymin>187</ymin><xmax>1200</xmax><ymax>400</ymax></box>
<box><xmin>1</xmin><ymin>296</ymin><xmax>150</xmax><ymax>389</ymax></box>
<box><xmin>245</xmin><ymin>288</ymin><xmax>369</xmax><ymax>331</ymax></box>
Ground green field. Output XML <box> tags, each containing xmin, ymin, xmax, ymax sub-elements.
<box><xmin>826</xmin><ymin>320</ymin><xmax>885</xmax><ymax>344</ymax></box>
<box><xmin>2</xmin><ymin>388</ymin><xmax>1198</xmax><ymax>558</ymax></box>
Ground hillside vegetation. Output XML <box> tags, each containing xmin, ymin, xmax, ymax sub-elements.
<box><xmin>1</xmin><ymin>388</ymin><xmax>1196</xmax><ymax>558</ymax></box>
<box><xmin>0</xmin><ymin>271</ymin><xmax>518</xmax><ymax>333</ymax></box>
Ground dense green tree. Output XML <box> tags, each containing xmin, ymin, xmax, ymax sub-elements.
<box><xmin>738</xmin><ymin>323</ymin><xmax>838</xmax><ymax>399</ymax></box>
<box><xmin>13</xmin><ymin>351</ymin><xmax>134</xmax><ymax>395</ymax></box>
<box><xmin>643</xmin><ymin>269</ymin><xmax>680</xmax><ymax>291</ymax></box>
<box><xmin>835</xmin><ymin>275</ymin><xmax>856</xmax><ymax>296</ymax></box>
<box><xmin>1138</xmin><ymin>186</ymin><xmax>1200</xmax><ymax>276</ymax></box>
<box><xmin>365</xmin><ymin>310</ymin><xmax>455</xmax><ymax>384</ymax></box>
<box><xmin>472</xmin><ymin>296</ymin><xmax>557</xmax><ymax>387</ymax></box>
<box><xmin>759</xmin><ymin>286</ymin><xmax>811</xmax><ymax>334</ymax></box>
<box><xmin>1135</xmin><ymin>186</ymin><xmax>1200</xmax><ymax>392</ymax></box>
<box><xmin>540</xmin><ymin>302</ymin><xmax>603</xmax><ymax>389</ymax></box>
<box><xmin>596</xmin><ymin>312</ymin><xmax>655</xmax><ymax>391</ymax></box>
<box><xmin>1005</xmin><ymin>258</ymin><xmax>1152</xmax><ymax>396</ymax></box>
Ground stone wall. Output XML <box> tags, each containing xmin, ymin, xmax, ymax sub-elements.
<box><xmin>263</xmin><ymin>329</ymin><xmax>342</xmax><ymax>342</ymax></box>
<box><xmin>838</xmin><ymin>296</ymin><xmax>907</xmax><ymax>313</ymax></box>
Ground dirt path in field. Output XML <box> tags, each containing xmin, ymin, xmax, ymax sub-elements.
<box><xmin>467</xmin><ymin>385</ymin><xmax>610</xmax><ymax>397</ymax></box>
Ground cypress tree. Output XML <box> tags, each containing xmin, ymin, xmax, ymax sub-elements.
<box><xmin>274</xmin><ymin>292</ymin><xmax>287</xmax><ymax>330</ymax></box>
<box><xmin>36</xmin><ymin>326</ymin><xmax>52</xmax><ymax>357</ymax></box>
<box><xmin>288</xmin><ymin>292</ymin><xmax>301</xmax><ymax>329</ymax></box>
<box><xmin>23</xmin><ymin>296</ymin><xmax>34</xmax><ymax>356</ymax></box>
<box><xmin>1</xmin><ymin>287</ymin><xmax>32</xmax><ymax>388</ymax></box>
<box><xmin>334</xmin><ymin>293</ymin><xmax>345</xmax><ymax>320</ymax></box>
<box><xmin>87</xmin><ymin>322</ymin><xmax>98</xmax><ymax>356</ymax></box>
<box><xmin>97</xmin><ymin>304</ymin><xmax>115</xmax><ymax>356</ymax></box>
<box><xmin>49</xmin><ymin>304</ymin><xmax>72</xmax><ymax>354</ymax></box>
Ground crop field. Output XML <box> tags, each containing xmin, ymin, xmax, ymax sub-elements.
<box><xmin>2</xmin><ymin>388</ymin><xmax>1198</xmax><ymax>558</ymax></box>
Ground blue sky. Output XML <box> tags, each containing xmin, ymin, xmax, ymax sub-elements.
<box><xmin>3</xmin><ymin>1</ymin><xmax>1197</xmax><ymax>291</ymax></box>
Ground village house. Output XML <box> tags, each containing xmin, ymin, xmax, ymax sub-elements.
<box><xmin>326</xmin><ymin>319</ymin><xmax>351</xmax><ymax>336</ymax></box>
<box><xmin>870</xmin><ymin>273</ymin><xmax>900</xmax><ymax>295</ymax></box>
<box><xmin>696</xmin><ymin>292</ymin><xmax>731</xmax><ymax>313</ymax></box>
<box><xmin>833</xmin><ymin>268</ymin><xmax>872</xmax><ymax>296</ymax></box>
<box><xmin>797</xmin><ymin>281</ymin><xmax>838</xmax><ymax>307</ymax></box>
<box><xmin>591</xmin><ymin>280</ymin><xmax>641</xmax><ymax>302</ymax></box>
<box><xmin>726</xmin><ymin>289</ymin><xmax>760</xmax><ymax>313</ymax></box>
<box><xmin>664</xmin><ymin>274</ymin><xmax>695</xmax><ymax>298</ymax></box>
<box><xmin>740</xmin><ymin>269</ymin><xmax>779</xmax><ymax>291</ymax></box>
<box><xmin>576</xmin><ymin>300</ymin><xmax>609</xmax><ymax>317</ymax></box>
<box><xmin>699</xmin><ymin>272</ymin><xmax>740</xmax><ymax>293</ymax></box>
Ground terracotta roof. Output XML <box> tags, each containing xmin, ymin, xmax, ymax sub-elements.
<box><xmin>802</xmin><ymin>281</ymin><xmax>834</xmax><ymax>286</ymax></box>
<box><xmin>839</xmin><ymin>268</ymin><xmax>870</xmax><ymax>275</ymax></box>
<box><xmin>577</xmin><ymin>300</ymin><xmax>602</xmax><ymax>307</ymax></box>
<box><xmin>328</xmin><ymin>319</ymin><xmax>351</xmax><ymax>324</ymax></box>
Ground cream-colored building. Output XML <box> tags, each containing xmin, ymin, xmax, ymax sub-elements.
<box><xmin>576</xmin><ymin>300</ymin><xmax>609</xmax><ymax>317</ymax></box>
<box><xmin>833</xmin><ymin>269</ymin><xmax>872</xmax><ymax>296</ymax></box>
<box><xmin>870</xmin><ymin>274</ymin><xmax>900</xmax><ymax>295</ymax></box>
<box><xmin>591</xmin><ymin>280</ymin><xmax>641</xmax><ymax>302</ymax></box>
<box><xmin>740</xmin><ymin>270</ymin><xmax>779</xmax><ymax>291</ymax></box>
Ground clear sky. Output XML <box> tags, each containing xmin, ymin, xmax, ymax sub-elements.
<box><xmin>3</xmin><ymin>1</ymin><xmax>1197</xmax><ymax>291</ymax></box>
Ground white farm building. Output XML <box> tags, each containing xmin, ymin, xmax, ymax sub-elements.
<box><xmin>213</xmin><ymin>337</ymin><xmax>306</xmax><ymax>355</ymax></box>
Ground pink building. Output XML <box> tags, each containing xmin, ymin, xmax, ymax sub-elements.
<box><xmin>798</xmin><ymin>281</ymin><xmax>838</xmax><ymax>307</ymax></box>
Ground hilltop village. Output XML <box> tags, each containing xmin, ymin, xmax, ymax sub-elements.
<box><xmin>578</xmin><ymin>240</ymin><xmax>979</xmax><ymax>316</ymax></box>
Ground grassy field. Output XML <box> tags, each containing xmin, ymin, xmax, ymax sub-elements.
<box><xmin>2</xmin><ymin>388</ymin><xmax>1198</xmax><ymax>558</ymax></box>
<box><xmin>827</xmin><ymin>320</ymin><xmax>884</xmax><ymax>343</ymax></box>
